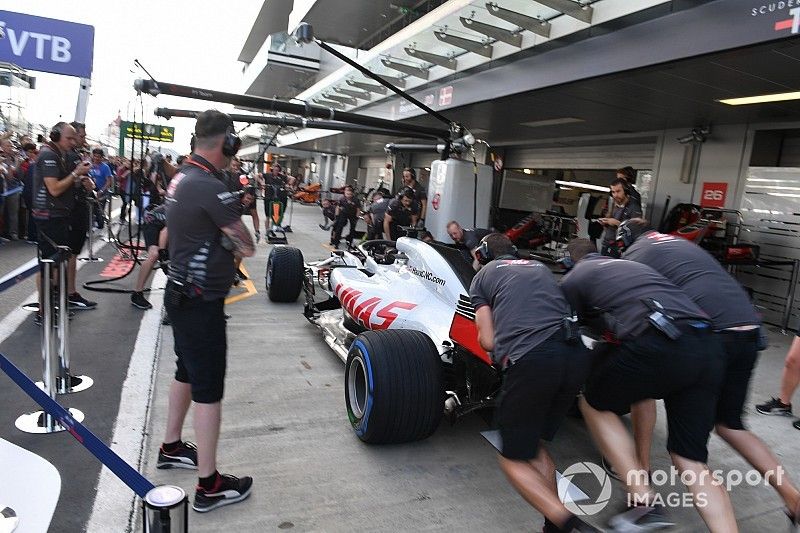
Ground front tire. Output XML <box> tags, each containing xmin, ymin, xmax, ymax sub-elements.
<box><xmin>266</xmin><ymin>246</ymin><xmax>304</xmax><ymax>302</ymax></box>
<box><xmin>345</xmin><ymin>330</ymin><xmax>443</xmax><ymax>444</ymax></box>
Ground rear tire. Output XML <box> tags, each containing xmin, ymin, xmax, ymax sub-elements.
<box><xmin>266</xmin><ymin>246</ymin><xmax>304</xmax><ymax>302</ymax></box>
<box><xmin>345</xmin><ymin>330</ymin><xmax>443</xmax><ymax>444</ymax></box>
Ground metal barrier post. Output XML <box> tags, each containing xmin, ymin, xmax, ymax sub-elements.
<box><xmin>142</xmin><ymin>486</ymin><xmax>188</xmax><ymax>533</ymax></box>
<box><xmin>79</xmin><ymin>200</ymin><xmax>103</xmax><ymax>262</ymax></box>
<box><xmin>16</xmin><ymin>260</ymin><xmax>85</xmax><ymax>433</ymax></box>
<box><xmin>782</xmin><ymin>258</ymin><xmax>800</xmax><ymax>334</ymax></box>
<box><xmin>55</xmin><ymin>247</ymin><xmax>92</xmax><ymax>394</ymax></box>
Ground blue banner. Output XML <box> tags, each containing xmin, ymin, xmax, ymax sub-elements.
<box><xmin>0</xmin><ymin>10</ymin><xmax>94</xmax><ymax>78</ymax></box>
<box><xmin>0</xmin><ymin>353</ymin><xmax>155</xmax><ymax>497</ymax></box>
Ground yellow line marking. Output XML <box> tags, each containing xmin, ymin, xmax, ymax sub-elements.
<box><xmin>225</xmin><ymin>264</ymin><xmax>258</xmax><ymax>305</ymax></box>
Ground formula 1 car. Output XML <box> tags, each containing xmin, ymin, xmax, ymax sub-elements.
<box><xmin>266</xmin><ymin>238</ymin><xmax>501</xmax><ymax>444</ymax></box>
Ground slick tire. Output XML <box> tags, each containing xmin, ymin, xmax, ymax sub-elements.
<box><xmin>266</xmin><ymin>246</ymin><xmax>304</xmax><ymax>302</ymax></box>
<box><xmin>345</xmin><ymin>330</ymin><xmax>443</xmax><ymax>444</ymax></box>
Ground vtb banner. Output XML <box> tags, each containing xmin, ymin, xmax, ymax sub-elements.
<box><xmin>0</xmin><ymin>10</ymin><xmax>94</xmax><ymax>78</ymax></box>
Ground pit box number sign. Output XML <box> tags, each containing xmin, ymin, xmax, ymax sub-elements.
<box><xmin>700</xmin><ymin>182</ymin><xmax>728</xmax><ymax>208</ymax></box>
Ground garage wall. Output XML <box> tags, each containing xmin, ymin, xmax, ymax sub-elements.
<box><xmin>504</xmin><ymin>143</ymin><xmax>657</xmax><ymax>170</ymax></box>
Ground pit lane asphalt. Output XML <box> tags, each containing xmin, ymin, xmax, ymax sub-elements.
<box><xmin>137</xmin><ymin>203</ymin><xmax>799</xmax><ymax>532</ymax></box>
<box><xmin>2</xmin><ymin>201</ymin><xmax>798</xmax><ymax>532</ymax></box>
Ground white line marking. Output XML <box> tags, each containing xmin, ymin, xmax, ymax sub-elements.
<box><xmin>84</xmin><ymin>269</ymin><xmax>166</xmax><ymax>533</ymax></box>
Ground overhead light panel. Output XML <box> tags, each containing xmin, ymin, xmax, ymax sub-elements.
<box><xmin>554</xmin><ymin>180</ymin><xmax>609</xmax><ymax>192</ymax></box>
<box><xmin>405</xmin><ymin>47</ymin><xmax>457</xmax><ymax>70</ymax></box>
<box><xmin>434</xmin><ymin>30</ymin><xmax>493</xmax><ymax>58</ymax></box>
<box><xmin>520</xmin><ymin>117</ymin><xmax>584</xmax><ymax>128</ymax></box>
<box><xmin>347</xmin><ymin>79</ymin><xmax>389</xmax><ymax>94</ymax></box>
<box><xmin>718</xmin><ymin>91</ymin><xmax>800</xmax><ymax>106</ymax></box>
<box><xmin>460</xmin><ymin>17</ymin><xmax>522</xmax><ymax>47</ymax></box>
<box><xmin>534</xmin><ymin>0</ymin><xmax>593</xmax><ymax>23</ymax></box>
<box><xmin>324</xmin><ymin>93</ymin><xmax>358</xmax><ymax>106</ymax></box>
<box><xmin>380</xmin><ymin>58</ymin><xmax>429</xmax><ymax>80</ymax></box>
<box><xmin>314</xmin><ymin>98</ymin><xmax>345</xmax><ymax>110</ymax></box>
<box><xmin>486</xmin><ymin>3</ymin><xmax>551</xmax><ymax>38</ymax></box>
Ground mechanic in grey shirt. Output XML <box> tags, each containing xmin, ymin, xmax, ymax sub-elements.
<box><xmin>469</xmin><ymin>233</ymin><xmax>594</xmax><ymax>533</ymax></box>
<box><xmin>560</xmin><ymin>239</ymin><xmax>734</xmax><ymax>532</ymax></box>
<box><xmin>617</xmin><ymin>220</ymin><xmax>800</xmax><ymax>522</ymax></box>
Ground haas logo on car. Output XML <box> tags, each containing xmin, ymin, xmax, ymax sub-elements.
<box><xmin>335</xmin><ymin>285</ymin><xmax>417</xmax><ymax>330</ymax></box>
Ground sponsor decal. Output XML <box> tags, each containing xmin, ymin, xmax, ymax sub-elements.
<box><xmin>335</xmin><ymin>285</ymin><xmax>417</xmax><ymax>330</ymax></box>
<box><xmin>439</xmin><ymin>85</ymin><xmax>453</xmax><ymax>106</ymax></box>
<box><xmin>408</xmin><ymin>266</ymin><xmax>446</xmax><ymax>286</ymax></box>
<box><xmin>432</xmin><ymin>193</ymin><xmax>441</xmax><ymax>210</ymax></box>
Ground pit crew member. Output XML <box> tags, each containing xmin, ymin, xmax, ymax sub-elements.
<box><xmin>383</xmin><ymin>187</ymin><xmax>415</xmax><ymax>241</ymax></box>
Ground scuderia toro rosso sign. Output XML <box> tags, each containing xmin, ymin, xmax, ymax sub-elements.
<box><xmin>751</xmin><ymin>2</ymin><xmax>800</xmax><ymax>33</ymax></box>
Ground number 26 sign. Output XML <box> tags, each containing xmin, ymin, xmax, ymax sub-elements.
<box><xmin>700</xmin><ymin>182</ymin><xmax>728</xmax><ymax>208</ymax></box>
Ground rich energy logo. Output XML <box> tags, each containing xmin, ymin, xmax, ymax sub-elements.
<box><xmin>408</xmin><ymin>266</ymin><xmax>446</xmax><ymax>286</ymax></box>
<box><xmin>750</xmin><ymin>2</ymin><xmax>800</xmax><ymax>33</ymax></box>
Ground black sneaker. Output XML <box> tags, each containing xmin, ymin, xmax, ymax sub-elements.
<box><xmin>68</xmin><ymin>292</ymin><xmax>97</xmax><ymax>310</ymax></box>
<box><xmin>609</xmin><ymin>505</ymin><xmax>673</xmax><ymax>532</ymax></box>
<box><xmin>193</xmin><ymin>473</ymin><xmax>253</xmax><ymax>512</ymax></box>
<box><xmin>131</xmin><ymin>291</ymin><xmax>152</xmax><ymax>310</ymax></box>
<box><xmin>794</xmin><ymin>419</ymin><xmax>800</xmax><ymax>431</ymax></box>
<box><xmin>756</xmin><ymin>397</ymin><xmax>792</xmax><ymax>416</ymax></box>
<box><xmin>156</xmin><ymin>441</ymin><xmax>198</xmax><ymax>470</ymax></box>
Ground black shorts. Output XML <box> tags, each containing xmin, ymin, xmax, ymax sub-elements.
<box><xmin>143</xmin><ymin>224</ymin><xmax>162</xmax><ymax>249</ymax></box>
<box><xmin>37</xmin><ymin>217</ymin><xmax>71</xmax><ymax>260</ymax></box>
<box><xmin>496</xmin><ymin>333</ymin><xmax>592</xmax><ymax>460</ymax></box>
<box><xmin>715</xmin><ymin>329</ymin><xmax>760</xmax><ymax>430</ymax></box>
<box><xmin>584</xmin><ymin>327</ymin><xmax>725</xmax><ymax>463</ymax></box>
<box><xmin>166</xmin><ymin>289</ymin><xmax>227</xmax><ymax>403</ymax></box>
<box><xmin>69</xmin><ymin>202</ymin><xmax>90</xmax><ymax>255</ymax></box>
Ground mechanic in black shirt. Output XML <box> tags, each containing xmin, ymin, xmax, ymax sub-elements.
<box><xmin>363</xmin><ymin>191</ymin><xmax>389</xmax><ymax>240</ymax></box>
<box><xmin>401</xmin><ymin>167</ymin><xmax>427</xmax><ymax>225</ymax></box>
<box><xmin>598</xmin><ymin>177</ymin><xmax>641</xmax><ymax>257</ymax></box>
<box><xmin>618</xmin><ymin>220</ymin><xmax>800</xmax><ymax>522</ymax></box>
<box><xmin>383</xmin><ymin>187</ymin><xmax>414</xmax><ymax>241</ymax></box>
<box><xmin>470</xmin><ymin>233</ymin><xmax>596</xmax><ymax>533</ymax></box>
<box><xmin>561</xmin><ymin>239</ymin><xmax>734</xmax><ymax>532</ymax></box>
<box><xmin>31</xmin><ymin>122</ymin><xmax>94</xmax><ymax>324</ymax></box>
<box><xmin>263</xmin><ymin>163</ymin><xmax>289</xmax><ymax>215</ymax></box>
<box><xmin>159</xmin><ymin>110</ymin><xmax>254</xmax><ymax>512</ymax></box>
<box><xmin>329</xmin><ymin>185</ymin><xmax>361</xmax><ymax>248</ymax></box>
<box><xmin>447</xmin><ymin>220</ymin><xmax>491</xmax><ymax>263</ymax></box>
<box><xmin>64</xmin><ymin>122</ymin><xmax>98</xmax><ymax>310</ymax></box>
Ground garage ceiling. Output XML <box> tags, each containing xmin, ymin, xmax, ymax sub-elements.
<box><xmin>286</xmin><ymin>36</ymin><xmax>800</xmax><ymax>155</ymax></box>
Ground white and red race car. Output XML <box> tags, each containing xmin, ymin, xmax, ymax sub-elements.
<box><xmin>266</xmin><ymin>238</ymin><xmax>502</xmax><ymax>444</ymax></box>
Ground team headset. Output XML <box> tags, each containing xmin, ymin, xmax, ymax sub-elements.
<box><xmin>190</xmin><ymin>124</ymin><xmax>241</xmax><ymax>157</ymax></box>
<box><xmin>49</xmin><ymin>122</ymin><xmax>67</xmax><ymax>143</ymax></box>
<box><xmin>474</xmin><ymin>235</ymin><xmax>518</xmax><ymax>266</ymax></box>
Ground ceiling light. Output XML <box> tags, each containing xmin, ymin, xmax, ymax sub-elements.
<box><xmin>523</xmin><ymin>168</ymin><xmax>532</xmax><ymax>174</ymax></box>
<box><xmin>520</xmin><ymin>117</ymin><xmax>584</xmax><ymax>128</ymax></box>
<box><xmin>554</xmin><ymin>180</ymin><xmax>610</xmax><ymax>192</ymax></box>
<box><xmin>719</xmin><ymin>91</ymin><xmax>800</xmax><ymax>106</ymax></box>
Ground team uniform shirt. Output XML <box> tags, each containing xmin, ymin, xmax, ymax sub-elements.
<box><xmin>89</xmin><ymin>161</ymin><xmax>113</xmax><ymax>191</ymax></box>
<box><xmin>66</xmin><ymin>150</ymin><xmax>89</xmax><ymax>204</ymax></box>
<box><xmin>407</xmin><ymin>181</ymin><xmax>427</xmax><ymax>216</ymax></box>
<box><xmin>337</xmin><ymin>196</ymin><xmax>361</xmax><ymax>218</ymax></box>
<box><xmin>455</xmin><ymin>228</ymin><xmax>491</xmax><ymax>261</ymax></box>
<box><xmin>32</xmin><ymin>145</ymin><xmax>74</xmax><ymax>220</ymax></box>
<box><xmin>144</xmin><ymin>203</ymin><xmax>167</xmax><ymax>231</ymax></box>
<box><xmin>560</xmin><ymin>254</ymin><xmax>708</xmax><ymax>340</ymax></box>
<box><xmin>470</xmin><ymin>258</ymin><xmax>569</xmax><ymax>364</ymax></box>
<box><xmin>165</xmin><ymin>155</ymin><xmax>242</xmax><ymax>300</ymax></box>
<box><xmin>365</xmin><ymin>198</ymin><xmax>389</xmax><ymax>228</ymax></box>
<box><xmin>385</xmin><ymin>198</ymin><xmax>413</xmax><ymax>239</ymax></box>
<box><xmin>602</xmin><ymin>198</ymin><xmax>642</xmax><ymax>243</ymax></box>
<box><xmin>623</xmin><ymin>231</ymin><xmax>760</xmax><ymax>330</ymax></box>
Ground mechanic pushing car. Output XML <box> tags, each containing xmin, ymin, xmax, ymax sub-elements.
<box><xmin>469</xmin><ymin>233</ymin><xmax>597</xmax><ymax>533</ymax></box>
<box><xmin>383</xmin><ymin>187</ymin><xmax>415</xmax><ymax>241</ymax></box>
<box><xmin>617</xmin><ymin>219</ymin><xmax>800</xmax><ymax>527</ymax></box>
<box><xmin>561</xmin><ymin>239</ymin><xmax>735</xmax><ymax>532</ymax></box>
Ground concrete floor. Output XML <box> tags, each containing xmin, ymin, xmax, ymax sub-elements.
<box><xmin>1</xmin><ymin>201</ymin><xmax>799</xmax><ymax>532</ymax></box>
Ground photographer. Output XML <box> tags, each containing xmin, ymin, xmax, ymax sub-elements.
<box><xmin>31</xmin><ymin>122</ymin><xmax>94</xmax><ymax>324</ymax></box>
<box><xmin>159</xmin><ymin>110</ymin><xmax>254</xmax><ymax>513</ymax></box>
<box><xmin>470</xmin><ymin>234</ymin><xmax>595</xmax><ymax>533</ymax></box>
<box><xmin>561</xmin><ymin>239</ymin><xmax>734</xmax><ymax>532</ymax></box>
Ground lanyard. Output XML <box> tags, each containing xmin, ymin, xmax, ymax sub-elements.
<box><xmin>184</xmin><ymin>156</ymin><xmax>217</xmax><ymax>175</ymax></box>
